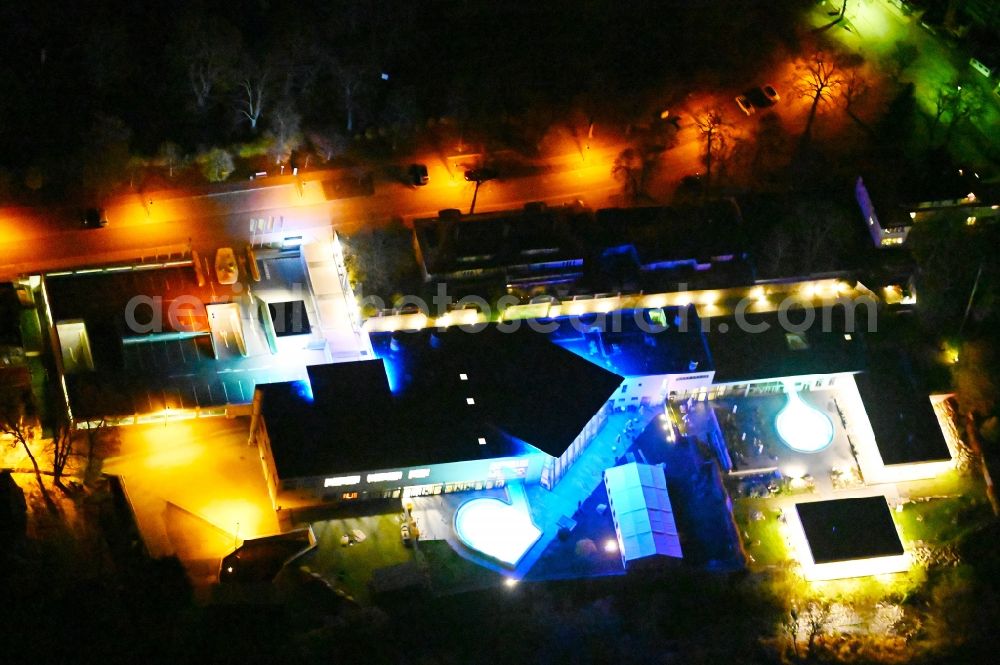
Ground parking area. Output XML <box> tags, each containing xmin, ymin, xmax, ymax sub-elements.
<box><xmin>103</xmin><ymin>416</ymin><xmax>279</xmax><ymax>590</ymax></box>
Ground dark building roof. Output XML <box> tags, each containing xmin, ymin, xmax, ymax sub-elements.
<box><xmin>854</xmin><ymin>372</ymin><xmax>951</xmax><ymax>465</ymax></box>
<box><xmin>219</xmin><ymin>529</ymin><xmax>314</xmax><ymax>584</ymax></box>
<box><xmin>414</xmin><ymin>204</ymin><xmax>585</xmax><ymax>282</ymax></box>
<box><xmin>705</xmin><ymin>308</ymin><xmax>869</xmax><ymax>384</ymax></box>
<box><xmin>796</xmin><ymin>497</ymin><xmax>904</xmax><ymax>564</ymax></box>
<box><xmin>545</xmin><ymin>307</ymin><xmax>713</xmax><ymax>377</ymax></box>
<box><xmin>859</xmin><ymin>163</ymin><xmax>1000</xmax><ymax>230</ymax></box>
<box><xmin>0</xmin><ymin>283</ymin><xmax>22</xmax><ymax>348</ymax></box>
<box><xmin>259</xmin><ymin>323</ymin><xmax>625</xmax><ymax>479</ymax></box>
<box><xmin>591</xmin><ymin>201</ymin><xmax>748</xmax><ymax>268</ymax></box>
<box><xmin>0</xmin><ymin>471</ymin><xmax>28</xmax><ymax>541</ymax></box>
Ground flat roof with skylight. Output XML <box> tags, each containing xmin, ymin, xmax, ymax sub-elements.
<box><xmin>791</xmin><ymin>496</ymin><xmax>908</xmax><ymax>580</ymax></box>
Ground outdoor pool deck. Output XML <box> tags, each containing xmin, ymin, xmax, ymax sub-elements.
<box><xmin>408</xmin><ymin>409</ymin><xmax>660</xmax><ymax>580</ymax></box>
<box><xmin>411</xmin><ymin>404</ymin><xmax>746</xmax><ymax>582</ymax></box>
<box><xmin>713</xmin><ymin>387</ymin><xmax>861</xmax><ymax>496</ymax></box>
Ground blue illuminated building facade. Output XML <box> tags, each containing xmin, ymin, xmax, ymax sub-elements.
<box><xmin>250</xmin><ymin>308</ymin><xmax>712</xmax><ymax>509</ymax></box>
<box><xmin>251</xmin><ymin>304</ymin><xmax>954</xmax><ymax>510</ymax></box>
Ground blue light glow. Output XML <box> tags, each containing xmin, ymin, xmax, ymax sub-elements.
<box><xmin>775</xmin><ymin>387</ymin><xmax>834</xmax><ymax>453</ymax></box>
<box><xmin>380</xmin><ymin>356</ymin><xmax>404</xmax><ymax>394</ymax></box>
<box><xmin>454</xmin><ymin>497</ymin><xmax>542</xmax><ymax>567</ymax></box>
<box><xmin>293</xmin><ymin>378</ymin><xmax>314</xmax><ymax>402</ymax></box>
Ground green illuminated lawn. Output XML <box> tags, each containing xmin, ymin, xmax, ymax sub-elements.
<box><xmin>419</xmin><ymin>540</ymin><xmax>503</xmax><ymax>593</ymax></box>
<box><xmin>895</xmin><ymin>477</ymin><xmax>993</xmax><ymax>546</ymax></box>
<box><xmin>733</xmin><ymin>498</ymin><xmax>790</xmax><ymax>569</ymax></box>
<box><xmin>304</xmin><ymin>511</ymin><xmax>416</xmax><ymax>604</ymax></box>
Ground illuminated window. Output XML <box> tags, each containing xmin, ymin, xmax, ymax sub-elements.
<box><xmin>478</xmin><ymin>437</ymin><xmax>487</xmax><ymax>445</ymax></box>
<box><xmin>342</xmin><ymin>492</ymin><xmax>358</xmax><ymax>500</ymax></box>
<box><xmin>408</xmin><ymin>468</ymin><xmax>431</xmax><ymax>479</ymax></box>
<box><xmin>367</xmin><ymin>471</ymin><xmax>403</xmax><ymax>483</ymax></box>
<box><xmin>966</xmin><ymin>216</ymin><xmax>977</xmax><ymax>226</ymax></box>
<box><xmin>466</xmin><ymin>397</ymin><xmax>475</xmax><ymax>405</ymax></box>
<box><xmin>459</xmin><ymin>373</ymin><xmax>468</xmax><ymax>381</ymax></box>
<box><xmin>324</xmin><ymin>475</ymin><xmax>360</xmax><ymax>487</ymax></box>
<box><xmin>844</xmin><ymin>334</ymin><xmax>852</xmax><ymax>341</ymax></box>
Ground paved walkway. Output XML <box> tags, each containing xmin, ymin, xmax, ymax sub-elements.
<box><xmin>406</xmin><ymin>408</ymin><xmax>661</xmax><ymax>579</ymax></box>
<box><xmin>513</xmin><ymin>408</ymin><xmax>661</xmax><ymax>577</ymax></box>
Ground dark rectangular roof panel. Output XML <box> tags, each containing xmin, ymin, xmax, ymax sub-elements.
<box><xmin>259</xmin><ymin>360</ymin><xmax>402</xmax><ymax>479</ymax></box>
<box><xmin>796</xmin><ymin>497</ymin><xmax>904</xmax><ymax>564</ymax></box>
<box><xmin>705</xmin><ymin>308</ymin><xmax>868</xmax><ymax>384</ymax></box>
<box><xmin>854</xmin><ymin>373</ymin><xmax>951</xmax><ymax>465</ymax></box>
<box><xmin>371</xmin><ymin>325</ymin><xmax>625</xmax><ymax>456</ymax></box>
<box><xmin>414</xmin><ymin>206</ymin><xmax>584</xmax><ymax>279</ymax></box>
<box><xmin>545</xmin><ymin>306</ymin><xmax>713</xmax><ymax>377</ymax></box>
<box><xmin>260</xmin><ymin>324</ymin><xmax>626</xmax><ymax>479</ymax></box>
<box><xmin>593</xmin><ymin>201</ymin><xmax>747</xmax><ymax>267</ymax></box>
<box><xmin>0</xmin><ymin>283</ymin><xmax>22</xmax><ymax>347</ymax></box>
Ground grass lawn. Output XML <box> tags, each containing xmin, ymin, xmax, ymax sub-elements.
<box><xmin>419</xmin><ymin>540</ymin><xmax>503</xmax><ymax>594</ymax></box>
<box><xmin>896</xmin><ymin>477</ymin><xmax>993</xmax><ymax>547</ymax></box>
<box><xmin>899</xmin><ymin>468</ymin><xmax>978</xmax><ymax>499</ymax></box>
<box><xmin>732</xmin><ymin>498</ymin><xmax>790</xmax><ymax>569</ymax></box>
<box><xmin>303</xmin><ymin>511</ymin><xmax>415</xmax><ymax>604</ymax></box>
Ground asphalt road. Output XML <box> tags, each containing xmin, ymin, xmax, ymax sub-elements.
<box><xmin>0</xmin><ymin>112</ymin><xmax>716</xmax><ymax>280</ymax></box>
<box><xmin>0</xmin><ymin>145</ymin><xmax>635</xmax><ymax>279</ymax></box>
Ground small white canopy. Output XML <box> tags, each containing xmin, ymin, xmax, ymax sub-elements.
<box><xmin>604</xmin><ymin>462</ymin><xmax>682</xmax><ymax>566</ymax></box>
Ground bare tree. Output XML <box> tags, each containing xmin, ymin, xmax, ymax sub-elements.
<box><xmin>69</xmin><ymin>382</ymin><xmax>121</xmax><ymax>483</ymax></box>
<box><xmin>782</xmin><ymin>598</ymin><xmax>832</xmax><ymax>662</ymax></box>
<box><xmin>803</xmin><ymin>599</ymin><xmax>833</xmax><ymax>658</ymax></box>
<box><xmin>382</xmin><ymin>86</ymin><xmax>421</xmax><ymax>151</ymax></box>
<box><xmin>307</xmin><ymin>128</ymin><xmax>349</xmax><ymax>162</ymax></box>
<box><xmin>927</xmin><ymin>83</ymin><xmax>983</xmax><ymax>144</ymax></box>
<box><xmin>237</xmin><ymin>66</ymin><xmax>268</xmax><ymax>130</ymax></box>
<box><xmin>693</xmin><ymin>109</ymin><xmax>728</xmax><ymax>186</ymax></box>
<box><xmin>890</xmin><ymin>42</ymin><xmax>919</xmax><ymax>77</ymax></box>
<box><xmin>842</xmin><ymin>70</ymin><xmax>873</xmax><ymax>134</ymax></box>
<box><xmin>930</xmin><ymin>83</ymin><xmax>984</xmax><ymax>145</ymax></box>
<box><xmin>267</xmin><ymin>102</ymin><xmax>303</xmax><ymax>165</ymax></box>
<box><xmin>611</xmin><ymin>147</ymin><xmax>644</xmax><ymax>204</ymax></box>
<box><xmin>781</xmin><ymin>604</ymin><xmax>802</xmax><ymax>662</ymax></box>
<box><xmin>794</xmin><ymin>53</ymin><xmax>847</xmax><ymax>151</ymax></box>
<box><xmin>156</xmin><ymin>142</ymin><xmax>183</xmax><ymax>178</ymax></box>
<box><xmin>330</xmin><ymin>60</ymin><xmax>370</xmax><ymax>134</ymax></box>
<box><xmin>174</xmin><ymin>15</ymin><xmax>242</xmax><ymax>110</ymax></box>
<box><xmin>47</xmin><ymin>418</ymin><xmax>75</xmax><ymax>491</ymax></box>
<box><xmin>0</xmin><ymin>382</ymin><xmax>54</xmax><ymax>510</ymax></box>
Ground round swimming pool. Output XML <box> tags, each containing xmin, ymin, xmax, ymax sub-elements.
<box><xmin>774</xmin><ymin>390</ymin><xmax>834</xmax><ymax>454</ymax></box>
<box><xmin>454</xmin><ymin>497</ymin><xmax>542</xmax><ymax>567</ymax></box>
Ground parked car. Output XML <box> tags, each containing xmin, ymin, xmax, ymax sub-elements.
<box><xmin>735</xmin><ymin>95</ymin><xmax>754</xmax><ymax>115</ymax></box>
<box><xmin>464</xmin><ymin>167</ymin><xmax>498</xmax><ymax>183</ymax></box>
<box><xmin>400</xmin><ymin>523</ymin><xmax>413</xmax><ymax>546</ymax></box>
<box><xmin>407</xmin><ymin>163</ymin><xmax>429</xmax><ymax>186</ymax></box>
<box><xmin>749</xmin><ymin>86</ymin><xmax>777</xmax><ymax>107</ymax></box>
<box><xmin>82</xmin><ymin>207</ymin><xmax>108</xmax><ymax>228</ymax></box>
<box><xmin>215</xmin><ymin>247</ymin><xmax>238</xmax><ymax>285</ymax></box>
<box><xmin>740</xmin><ymin>85</ymin><xmax>780</xmax><ymax>115</ymax></box>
